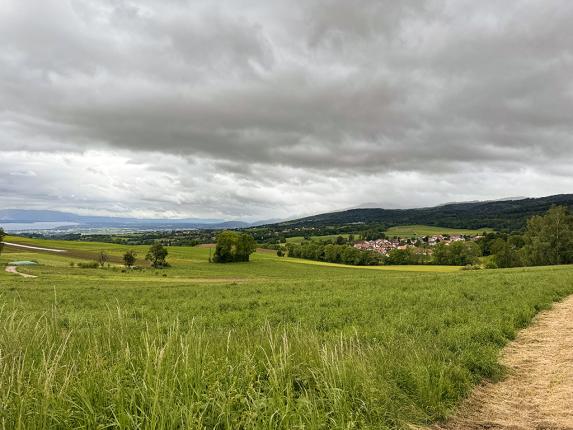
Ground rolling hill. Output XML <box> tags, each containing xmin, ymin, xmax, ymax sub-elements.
<box><xmin>274</xmin><ymin>194</ymin><xmax>573</xmax><ymax>231</ymax></box>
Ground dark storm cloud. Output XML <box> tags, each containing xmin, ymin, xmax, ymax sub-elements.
<box><xmin>2</xmin><ymin>0</ymin><xmax>573</xmax><ymax>173</ymax></box>
<box><xmin>1</xmin><ymin>0</ymin><xmax>573</xmax><ymax>219</ymax></box>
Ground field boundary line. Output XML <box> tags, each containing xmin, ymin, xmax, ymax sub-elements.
<box><xmin>1</xmin><ymin>241</ymin><xmax>67</xmax><ymax>253</ymax></box>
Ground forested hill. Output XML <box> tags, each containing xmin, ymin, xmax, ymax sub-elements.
<box><xmin>277</xmin><ymin>194</ymin><xmax>573</xmax><ymax>232</ymax></box>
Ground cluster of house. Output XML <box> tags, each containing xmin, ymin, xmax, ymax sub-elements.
<box><xmin>354</xmin><ymin>234</ymin><xmax>482</xmax><ymax>256</ymax></box>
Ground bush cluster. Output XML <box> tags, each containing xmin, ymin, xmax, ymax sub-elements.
<box><xmin>77</xmin><ymin>261</ymin><xmax>99</xmax><ymax>269</ymax></box>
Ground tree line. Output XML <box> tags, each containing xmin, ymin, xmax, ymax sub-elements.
<box><xmin>488</xmin><ymin>206</ymin><xmax>573</xmax><ymax>268</ymax></box>
<box><xmin>283</xmin><ymin>206</ymin><xmax>573</xmax><ymax>268</ymax></box>
<box><xmin>284</xmin><ymin>239</ymin><xmax>482</xmax><ymax>267</ymax></box>
<box><xmin>285</xmin><ymin>243</ymin><xmax>382</xmax><ymax>266</ymax></box>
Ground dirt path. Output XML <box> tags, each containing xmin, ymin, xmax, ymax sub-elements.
<box><xmin>5</xmin><ymin>265</ymin><xmax>37</xmax><ymax>278</ymax></box>
<box><xmin>435</xmin><ymin>295</ymin><xmax>573</xmax><ymax>430</ymax></box>
<box><xmin>1</xmin><ymin>241</ymin><xmax>66</xmax><ymax>253</ymax></box>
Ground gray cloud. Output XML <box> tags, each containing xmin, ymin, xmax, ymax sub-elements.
<box><xmin>1</xmin><ymin>0</ymin><xmax>572</xmax><ymax>218</ymax></box>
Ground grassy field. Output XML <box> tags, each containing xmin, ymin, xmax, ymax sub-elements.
<box><xmin>284</xmin><ymin>225</ymin><xmax>492</xmax><ymax>243</ymax></box>
<box><xmin>385</xmin><ymin>225</ymin><xmax>494</xmax><ymax>238</ymax></box>
<box><xmin>286</xmin><ymin>234</ymin><xmax>351</xmax><ymax>244</ymax></box>
<box><xmin>1</xmin><ymin>237</ymin><xmax>572</xmax><ymax>429</ymax></box>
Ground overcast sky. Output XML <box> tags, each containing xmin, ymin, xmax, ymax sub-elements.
<box><xmin>1</xmin><ymin>0</ymin><xmax>573</xmax><ymax>221</ymax></box>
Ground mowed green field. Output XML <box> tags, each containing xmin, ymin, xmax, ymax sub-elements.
<box><xmin>285</xmin><ymin>225</ymin><xmax>492</xmax><ymax>243</ymax></box>
<box><xmin>1</xmin><ymin>237</ymin><xmax>572</xmax><ymax>429</ymax></box>
<box><xmin>286</xmin><ymin>234</ymin><xmax>351</xmax><ymax>244</ymax></box>
<box><xmin>385</xmin><ymin>225</ymin><xmax>494</xmax><ymax>238</ymax></box>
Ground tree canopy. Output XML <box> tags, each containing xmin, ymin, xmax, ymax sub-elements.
<box><xmin>488</xmin><ymin>206</ymin><xmax>573</xmax><ymax>268</ymax></box>
<box><xmin>123</xmin><ymin>250</ymin><xmax>137</xmax><ymax>268</ymax></box>
<box><xmin>146</xmin><ymin>243</ymin><xmax>169</xmax><ymax>268</ymax></box>
<box><xmin>521</xmin><ymin>206</ymin><xmax>573</xmax><ymax>266</ymax></box>
<box><xmin>286</xmin><ymin>242</ymin><xmax>381</xmax><ymax>266</ymax></box>
<box><xmin>213</xmin><ymin>231</ymin><xmax>256</xmax><ymax>263</ymax></box>
<box><xmin>433</xmin><ymin>241</ymin><xmax>481</xmax><ymax>266</ymax></box>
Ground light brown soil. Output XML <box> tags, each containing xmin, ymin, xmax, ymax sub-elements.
<box><xmin>435</xmin><ymin>295</ymin><xmax>573</xmax><ymax>430</ymax></box>
<box><xmin>5</xmin><ymin>265</ymin><xmax>37</xmax><ymax>278</ymax></box>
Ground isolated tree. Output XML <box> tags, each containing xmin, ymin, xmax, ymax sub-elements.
<box><xmin>97</xmin><ymin>251</ymin><xmax>109</xmax><ymax>268</ymax></box>
<box><xmin>521</xmin><ymin>206</ymin><xmax>573</xmax><ymax>266</ymax></box>
<box><xmin>0</xmin><ymin>227</ymin><xmax>5</xmax><ymax>256</ymax></box>
<box><xmin>213</xmin><ymin>231</ymin><xmax>257</xmax><ymax>263</ymax></box>
<box><xmin>146</xmin><ymin>243</ymin><xmax>169</xmax><ymax>268</ymax></box>
<box><xmin>213</xmin><ymin>231</ymin><xmax>236</xmax><ymax>263</ymax></box>
<box><xmin>123</xmin><ymin>250</ymin><xmax>137</xmax><ymax>268</ymax></box>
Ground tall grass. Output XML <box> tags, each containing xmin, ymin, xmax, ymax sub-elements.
<box><xmin>0</xmin><ymin>309</ymin><xmax>395</xmax><ymax>429</ymax></box>
<box><xmin>1</xmin><ymin>243</ymin><xmax>573</xmax><ymax>428</ymax></box>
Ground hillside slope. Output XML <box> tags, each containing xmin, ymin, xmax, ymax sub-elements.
<box><xmin>276</xmin><ymin>194</ymin><xmax>573</xmax><ymax>231</ymax></box>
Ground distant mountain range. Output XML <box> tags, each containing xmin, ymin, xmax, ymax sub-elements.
<box><xmin>273</xmin><ymin>194</ymin><xmax>573</xmax><ymax>232</ymax></box>
<box><xmin>0</xmin><ymin>209</ymin><xmax>276</xmax><ymax>232</ymax></box>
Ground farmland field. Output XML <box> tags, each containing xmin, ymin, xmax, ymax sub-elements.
<box><xmin>286</xmin><ymin>234</ymin><xmax>351</xmax><ymax>244</ymax></box>
<box><xmin>385</xmin><ymin>225</ymin><xmax>494</xmax><ymax>238</ymax></box>
<box><xmin>1</xmin><ymin>237</ymin><xmax>572</xmax><ymax>429</ymax></box>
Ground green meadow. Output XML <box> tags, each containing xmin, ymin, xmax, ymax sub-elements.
<box><xmin>286</xmin><ymin>234</ymin><xmax>351</xmax><ymax>244</ymax></box>
<box><xmin>384</xmin><ymin>225</ymin><xmax>494</xmax><ymax>238</ymax></box>
<box><xmin>284</xmin><ymin>225</ymin><xmax>492</xmax><ymax>243</ymax></box>
<box><xmin>1</xmin><ymin>236</ymin><xmax>572</xmax><ymax>429</ymax></box>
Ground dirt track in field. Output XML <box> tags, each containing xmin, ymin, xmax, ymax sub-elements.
<box><xmin>5</xmin><ymin>265</ymin><xmax>37</xmax><ymax>278</ymax></box>
<box><xmin>435</xmin><ymin>295</ymin><xmax>573</xmax><ymax>430</ymax></box>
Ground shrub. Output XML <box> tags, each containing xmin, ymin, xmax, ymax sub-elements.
<box><xmin>462</xmin><ymin>264</ymin><xmax>482</xmax><ymax>271</ymax></box>
<box><xmin>77</xmin><ymin>261</ymin><xmax>99</xmax><ymax>269</ymax></box>
<box><xmin>97</xmin><ymin>251</ymin><xmax>109</xmax><ymax>268</ymax></box>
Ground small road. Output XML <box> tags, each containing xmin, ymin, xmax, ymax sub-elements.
<box><xmin>435</xmin><ymin>295</ymin><xmax>573</xmax><ymax>429</ymax></box>
<box><xmin>1</xmin><ymin>242</ymin><xmax>66</xmax><ymax>253</ymax></box>
<box><xmin>5</xmin><ymin>265</ymin><xmax>37</xmax><ymax>278</ymax></box>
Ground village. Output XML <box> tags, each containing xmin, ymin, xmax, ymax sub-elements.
<box><xmin>354</xmin><ymin>234</ymin><xmax>483</xmax><ymax>255</ymax></box>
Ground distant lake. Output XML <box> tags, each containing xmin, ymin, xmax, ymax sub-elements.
<box><xmin>0</xmin><ymin>222</ymin><xmax>79</xmax><ymax>232</ymax></box>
